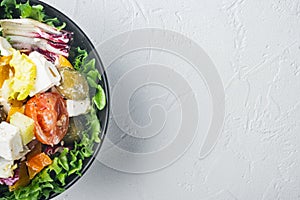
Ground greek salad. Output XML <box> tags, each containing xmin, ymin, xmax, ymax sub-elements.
<box><xmin>0</xmin><ymin>0</ymin><xmax>106</xmax><ymax>199</ymax></box>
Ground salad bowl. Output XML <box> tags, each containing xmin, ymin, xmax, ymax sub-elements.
<box><xmin>0</xmin><ymin>0</ymin><xmax>109</xmax><ymax>199</ymax></box>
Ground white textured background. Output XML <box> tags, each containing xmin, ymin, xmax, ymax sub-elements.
<box><xmin>45</xmin><ymin>0</ymin><xmax>300</xmax><ymax>199</ymax></box>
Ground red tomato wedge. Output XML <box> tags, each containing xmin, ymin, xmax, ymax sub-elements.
<box><xmin>25</xmin><ymin>92</ymin><xmax>69</xmax><ymax>146</ymax></box>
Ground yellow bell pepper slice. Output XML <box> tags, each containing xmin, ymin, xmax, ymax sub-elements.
<box><xmin>8</xmin><ymin>49</ymin><xmax>36</xmax><ymax>101</ymax></box>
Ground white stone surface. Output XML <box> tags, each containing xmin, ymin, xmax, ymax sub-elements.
<box><xmin>44</xmin><ymin>0</ymin><xmax>300</xmax><ymax>199</ymax></box>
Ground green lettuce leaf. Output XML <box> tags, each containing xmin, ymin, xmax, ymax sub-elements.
<box><xmin>0</xmin><ymin>0</ymin><xmax>16</xmax><ymax>19</ymax></box>
<box><xmin>0</xmin><ymin>0</ymin><xmax>65</xmax><ymax>29</ymax></box>
<box><xmin>16</xmin><ymin>1</ymin><xmax>45</xmax><ymax>21</ymax></box>
<box><xmin>72</xmin><ymin>47</ymin><xmax>106</xmax><ymax>111</ymax></box>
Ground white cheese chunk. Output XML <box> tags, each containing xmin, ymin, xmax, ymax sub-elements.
<box><xmin>29</xmin><ymin>51</ymin><xmax>61</xmax><ymax>96</ymax></box>
<box><xmin>66</xmin><ymin>98</ymin><xmax>90</xmax><ymax>117</ymax></box>
<box><xmin>0</xmin><ymin>36</ymin><xmax>12</xmax><ymax>56</ymax></box>
<box><xmin>0</xmin><ymin>122</ymin><xmax>23</xmax><ymax>161</ymax></box>
<box><xmin>0</xmin><ymin>158</ymin><xmax>15</xmax><ymax>178</ymax></box>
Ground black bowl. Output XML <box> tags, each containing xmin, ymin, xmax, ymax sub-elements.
<box><xmin>0</xmin><ymin>0</ymin><xmax>110</xmax><ymax>199</ymax></box>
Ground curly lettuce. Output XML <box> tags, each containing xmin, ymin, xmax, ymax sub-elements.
<box><xmin>0</xmin><ymin>0</ymin><xmax>65</xmax><ymax>30</ymax></box>
<box><xmin>73</xmin><ymin>47</ymin><xmax>106</xmax><ymax>111</ymax></box>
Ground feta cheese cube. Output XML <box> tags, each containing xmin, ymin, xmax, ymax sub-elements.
<box><xmin>0</xmin><ymin>158</ymin><xmax>15</xmax><ymax>178</ymax></box>
<box><xmin>29</xmin><ymin>51</ymin><xmax>61</xmax><ymax>96</ymax></box>
<box><xmin>10</xmin><ymin>112</ymin><xmax>35</xmax><ymax>145</ymax></box>
<box><xmin>66</xmin><ymin>98</ymin><xmax>90</xmax><ymax>117</ymax></box>
<box><xmin>0</xmin><ymin>122</ymin><xmax>23</xmax><ymax>161</ymax></box>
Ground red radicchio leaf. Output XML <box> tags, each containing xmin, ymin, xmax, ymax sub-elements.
<box><xmin>0</xmin><ymin>168</ymin><xmax>19</xmax><ymax>186</ymax></box>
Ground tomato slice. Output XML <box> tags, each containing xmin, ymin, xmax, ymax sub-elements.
<box><xmin>25</xmin><ymin>92</ymin><xmax>69</xmax><ymax>146</ymax></box>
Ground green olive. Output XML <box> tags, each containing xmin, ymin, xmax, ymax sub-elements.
<box><xmin>56</xmin><ymin>68</ymin><xmax>89</xmax><ymax>100</ymax></box>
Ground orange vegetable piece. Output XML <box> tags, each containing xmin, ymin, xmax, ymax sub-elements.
<box><xmin>58</xmin><ymin>55</ymin><xmax>73</xmax><ymax>69</ymax></box>
<box><xmin>6</xmin><ymin>100</ymin><xmax>25</xmax><ymax>122</ymax></box>
<box><xmin>9</xmin><ymin>99</ymin><xmax>24</xmax><ymax>107</ymax></box>
<box><xmin>0</xmin><ymin>66</ymin><xmax>10</xmax><ymax>88</ymax></box>
<box><xmin>26</xmin><ymin>152</ymin><xmax>52</xmax><ymax>179</ymax></box>
<box><xmin>0</xmin><ymin>56</ymin><xmax>13</xmax><ymax>88</ymax></box>
<box><xmin>26</xmin><ymin>142</ymin><xmax>42</xmax><ymax>161</ymax></box>
<box><xmin>6</xmin><ymin>106</ymin><xmax>25</xmax><ymax>122</ymax></box>
<box><xmin>27</xmin><ymin>167</ymin><xmax>38</xmax><ymax>180</ymax></box>
<box><xmin>0</xmin><ymin>55</ymin><xmax>12</xmax><ymax>66</ymax></box>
